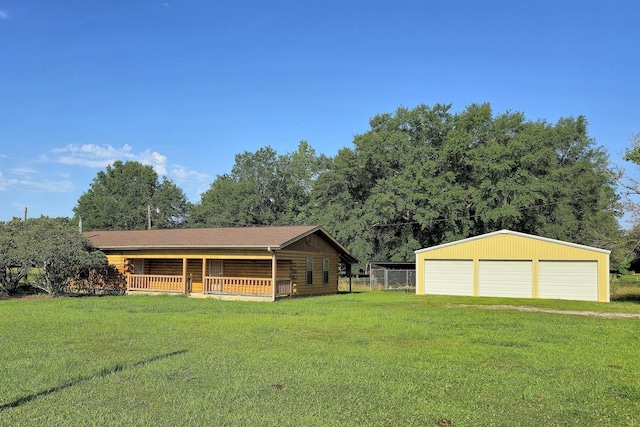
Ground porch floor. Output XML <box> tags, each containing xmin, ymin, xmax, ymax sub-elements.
<box><xmin>125</xmin><ymin>290</ymin><xmax>274</xmax><ymax>302</ymax></box>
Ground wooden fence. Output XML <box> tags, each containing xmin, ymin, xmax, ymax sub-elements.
<box><xmin>275</xmin><ymin>278</ymin><xmax>293</xmax><ymax>296</ymax></box>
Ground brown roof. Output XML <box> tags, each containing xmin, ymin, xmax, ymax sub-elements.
<box><xmin>84</xmin><ymin>225</ymin><xmax>358</xmax><ymax>262</ymax></box>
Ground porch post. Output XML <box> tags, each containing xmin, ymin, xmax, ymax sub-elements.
<box><xmin>271</xmin><ymin>250</ymin><xmax>277</xmax><ymax>301</ymax></box>
<box><xmin>201</xmin><ymin>258</ymin><xmax>207</xmax><ymax>293</ymax></box>
<box><xmin>182</xmin><ymin>257</ymin><xmax>188</xmax><ymax>294</ymax></box>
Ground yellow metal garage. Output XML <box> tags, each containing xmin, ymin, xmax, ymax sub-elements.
<box><xmin>415</xmin><ymin>230</ymin><xmax>610</xmax><ymax>302</ymax></box>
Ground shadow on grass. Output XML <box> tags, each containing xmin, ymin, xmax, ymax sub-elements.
<box><xmin>611</xmin><ymin>294</ymin><xmax>640</xmax><ymax>303</ymax></box>
<box><xmin>0</xmin><ymin>349</ymin><xmax>188</xmax><ymax>411</ymax></box>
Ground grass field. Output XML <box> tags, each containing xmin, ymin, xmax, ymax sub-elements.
<box><xmin>1</xmin><ymin>292</ymin><xmax>639</xmax><ymax>426</ymax></box>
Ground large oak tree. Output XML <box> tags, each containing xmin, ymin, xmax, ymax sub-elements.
<box><xmin>311</xmin><ymin>103</ymin><xmax>624</xmax><ymax>269</ymax></box>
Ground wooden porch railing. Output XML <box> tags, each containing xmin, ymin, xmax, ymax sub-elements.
<box><xmin>127</xmin><ymin>274</ymin><xmax>294</xmax><ymax>297</ymax></box>
<box><xmin>203</xmin><ymin>277</ymin><xmax>293</xmax><ymax>296</ymax></box>
<box><xmin>128</xmin><ymin>274</ymin><xmax>184</xmax><ymax>292</ymax></box>
<box><xmin>203</xmin><ymin>277</ymin><xmax>271</xmax><ymax>295</ymax></box>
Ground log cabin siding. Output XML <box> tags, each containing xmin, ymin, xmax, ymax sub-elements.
<box><xmin>286</xmin><ymin>233</ymin><xmax>337</xmax><ymax>255</ymax></box>
<box><xmin>106</xmin><ymin>255</ymin><xmax>292</xmax><ymax>277</ymax></box>
<box><xmin>223</xmin><ymin>259</ymin><xmax>271</xmax><ymax>278</ymax></box>
<box><xmin>278</xmin><ymin>250</ymin><xmax>339</xmax><ymax>296</ymax></box>
<box><xmin>148</xmin><ymin>259</ymin><xmax>182</xmax><ymax>275</ymax></box>
<box><xmin>106</xmin><ymin>254</ymin><xmax>126</xmax><ymax>274</ymax></box>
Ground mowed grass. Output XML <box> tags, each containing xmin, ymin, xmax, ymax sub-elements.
<box><xmin>1</xmin><ymin>293</ymin><xmax>639</xmax><ymax>426</ymax></box>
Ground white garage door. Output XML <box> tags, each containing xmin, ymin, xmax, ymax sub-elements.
<box><xmin>538</xmin><ymin>261</ymin><xmax>598</xmax><ymax>301</ymax></box>
<box><xmin>479</xmin><ymin>260</ymin><xmax>533</xmax><ymax>298</ymax></box>
<box><xmin>424</xmin><ymin>260</ymin><xmax>474</xmax><ymax>296</ymax></box>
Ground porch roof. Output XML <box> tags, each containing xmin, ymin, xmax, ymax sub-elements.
<box><xmin>84</xmin><ymin>225</ymin><xmax>358</xmax><ymax>263</ymax></box>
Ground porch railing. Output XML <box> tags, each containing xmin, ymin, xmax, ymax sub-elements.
<box><xmin>126</xmin><ymin>274</ymin><xmax>293</xmax><ymax>297</ymax></box>
<box><xmin>128</xmin><ymin>274</ymin><xmax>184</xmax><ymax>292</ymax></box>
<box><xmin>203</xmin><ymin>277</ymin><xmax>272</xmax><ymax>295</ymax></box>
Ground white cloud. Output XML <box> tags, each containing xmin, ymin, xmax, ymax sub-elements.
<box><xmin>171</xmin><ymin>166</ymin><xmax>211</xmax><ymax>183</ymax></box>
<box><xmin>52</xmin><ymin>143</ymin><xmax>135</xmax><ymax>168</ymax></box>
<box><xmin>138</xmin><ymin>149</ymin><xmax>167</xmax><ymax>176</ymax></box>
<box><xmin>1</xmin><ymin>144</ymin><xmax>214</xmax><ymax>218</ymax></box>
<box><xmin>47</xmin><ymin>143</ymin><xmax>212</xmax><ymax>201</ymax></box>
<box><xmin>51</xmin><ymin>144</ymin><xmax>170</xmax><ymax>176</ymax></box>
<box><xmin>0</xmin><ymin>171</ymin><xmax>15</xmax><ymax>191</ymax></box>
<box><xmin>170</xmin><ymin>166</ymin><xmax>212</xmax><ymax>200</ymax></box>
<box><xmin>0</xmin><ymin>168</ymin><xmax>73</xmax><ymax>193</ymax></box>
<box><xmin>19</xmin><ymin>177</ymin><xmax>74</xmax><ymax>193</ymax></box>
<box><xmin>9</xmin><ymin>166</ymin><xmax>38</xmax><ymax>176</ymax></box>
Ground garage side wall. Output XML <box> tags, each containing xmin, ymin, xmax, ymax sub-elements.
<box><xmin>415</xmin><ymin>234</ymin><xmax>610</xmax><ymax>302</ymax></box>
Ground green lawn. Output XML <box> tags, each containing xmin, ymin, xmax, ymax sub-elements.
<box><xmin>1</xmin><ymin>292</ymin><xmax>639</xmax><ymax>426</ymax></box>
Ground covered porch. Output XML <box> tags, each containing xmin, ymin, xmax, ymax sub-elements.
<box><xmin>124</xmin><ymin>256</ymin><xmax>293</xmax><ymax>299</ymax></box>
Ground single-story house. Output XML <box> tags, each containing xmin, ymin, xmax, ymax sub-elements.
<box><xmin>85</xmin><ymin>225</ymin><xmax>358</xmax><ymax>301</ymax></box>
<box><xmin>415</xmin><ymin>230</ymin><xmax>610</xmax><ymax>302</ymax></box>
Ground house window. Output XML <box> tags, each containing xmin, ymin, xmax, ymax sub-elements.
<box><xmin>323</xmin><ymin>259</ymin><xmax>329</xmax><ymax>284</ymax></box>
<box><xmin>306</xmin><ymin>257</ymin><xmax>313</xmax><ymax>285</ymax></box>
<box><xmin>131</xmin><ymin>259</ymin><xmax>144</xmax><ymax>274</ymax></box>
<box><xmin>208</xmin><ymin>260</ymin><xmax>224</xmax><ymax>276</ymax></box>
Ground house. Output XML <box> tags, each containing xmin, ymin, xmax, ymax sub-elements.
<box><xmin>85</xmin><ymin>225</ymin><xmax>358</xmax><ymax>301</ymax></box>
<box><xmin>415</xmin><ymin>230</ymin><xmax>610</xmax><ymax>302</ymax></box>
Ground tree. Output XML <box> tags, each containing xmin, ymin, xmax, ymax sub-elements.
<box><xmin>311</xmin><ymin>104</ymin><xmax>624</xmax><ymax>270</ymax></box>
<box><xmin>74</xmin><ymin>161</ymin><xmax>191</xmax><ymax>230</ymax></box>
<box><xmin>613</xmin><ymin>132</ymin><xmax>640</xmax><ymax>271</ymax></box>
<box><xmin>22</xmin><ymin>217</ymin><xmax>108</xmax><ymax>295</ymax></box>
<box><xmin>152</xmin><ymin>177</ymin><xmax>193</xmax><ymax>229</ymax></box>
<box><xmin>192</xmin><ymin>141</ymin><xmax>329</xmax><ymax>227</ymax></box>
<box><xmin>0</xmin><ymin>217</ymin><xmax>109</xmax><ymax>296</ymax></box>
<box><xmin>0</xmin><ymin>218</ymin><xmax>30</xmax><ymax>295</ymax></box>
<box><xmin>617</xmin><ymin>133</ymin><xmax>640</xmax><ymax>222</ymax></box>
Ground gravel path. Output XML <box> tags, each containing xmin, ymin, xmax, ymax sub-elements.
<box><xmin>450</xmin><ymin>304</ymin><xmax>640</xmax><ymax>319</ymax></box>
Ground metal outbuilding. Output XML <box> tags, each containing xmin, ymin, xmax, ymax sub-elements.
<box><xmin>415</xmin><ymin>230</ymin><xmax>610</xmax><ymax>302</ymax></box>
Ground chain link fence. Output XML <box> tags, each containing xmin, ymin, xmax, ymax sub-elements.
<box><xmin>369</xmin><ymin>268</ymin><xmax>416</xmax><ymax>291</ymax></box>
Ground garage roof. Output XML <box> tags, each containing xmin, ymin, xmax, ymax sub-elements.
<box><xmin>414</xmin><ymin>230</ymin><xmax>610</xmax><ymax>255</ymax></box>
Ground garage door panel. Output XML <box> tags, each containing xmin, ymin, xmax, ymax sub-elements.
<box><xmin>424</xmin><ymin>260</ymin><xmax>473</xmax><ymax>296</ymax></box>
<box><xmin>479</xmin><ymin>260</ymin><xmax>532</xmax><ymax>298</ymax></box>
<box><xmin>539</xmin><ymin>261</ymin><xmax>598</xmax><ymax>301</ymax></box>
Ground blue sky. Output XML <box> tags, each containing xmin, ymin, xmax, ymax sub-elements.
<box><xmin>1</xmin><ymin>0</ymin><xmax>639</xmax><ymax>221</ymax></box>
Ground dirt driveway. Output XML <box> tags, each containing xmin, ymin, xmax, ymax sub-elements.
<box><xmin>451</xmin><ymin>304</ymin><xmax>640</xmax><ymax>319</ymax></box>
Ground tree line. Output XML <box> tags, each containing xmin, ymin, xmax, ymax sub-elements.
<box><xmin>2</xmin><ymin>103</ymin><xmax>637</xmax><ymax>294</ymax></box>
<box><xmin>72</xmin><ymin>103</ymin><xmax>633</xmax><ymax>270</ymax></box>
